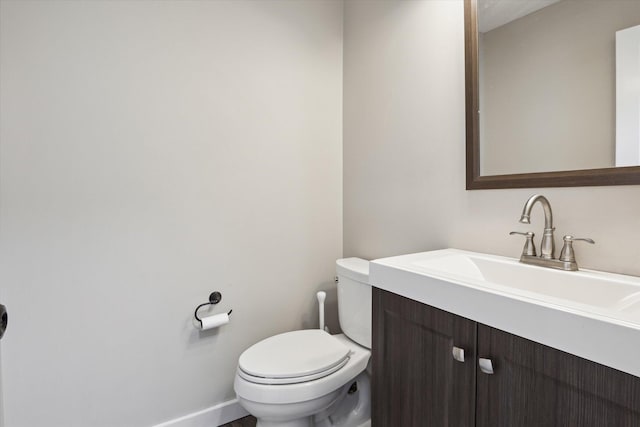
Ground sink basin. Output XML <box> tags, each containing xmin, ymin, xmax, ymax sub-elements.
<box><xmin>411</xmin><ymin>251</ymin><xmax>640</xmax><ymax>312</ymax></box>
<box><xmin>370</xmin><ymin>249</ymin><xmax>640</xmax><ymax>378</ymax></box>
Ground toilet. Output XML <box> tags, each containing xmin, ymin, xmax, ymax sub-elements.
<box><xmin>234</xmin><ymin>258</ymin><xmax>371</xmax><ymax>427</ymax></box>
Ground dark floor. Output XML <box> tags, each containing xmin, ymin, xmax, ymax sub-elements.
<box><xmin>220</xmin><ymin>415</ymin><xmax>257</xmax><ymax>427</ymax></box>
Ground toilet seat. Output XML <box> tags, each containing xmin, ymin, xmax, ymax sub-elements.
<box><xmin>238</xmin><ymin>330</ymin><xmax>351</xmax><ymax>385</ymax></box>
<box><xmin>235</xmin><ymin>334</ymin><xmax>371</xmax><ymax>406</ymax></box>
<box><xmin>238</xmin><ymin>357</ymin><xmax>350</xmax><ymax>385</ymax></box>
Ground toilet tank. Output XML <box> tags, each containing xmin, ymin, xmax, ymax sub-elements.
<box><xmin>336</xmin><ymin>258</ymin><xmax>371</xmax><ymax>349</ymax></box>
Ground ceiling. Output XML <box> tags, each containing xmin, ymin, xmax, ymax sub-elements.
<box><xmin>477</xmin><ymin>0</ymin><xmax>562</xmax><ymax>33</ymax></box>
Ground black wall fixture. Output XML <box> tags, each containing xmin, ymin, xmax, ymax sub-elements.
<box><xmin>0</xmin><ymin>304</ymin><xmax>7</xmax><ymax>340</ymax></box>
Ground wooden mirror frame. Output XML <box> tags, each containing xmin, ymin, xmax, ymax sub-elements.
<box><xmin>464</xmin><ymin>0</ymin><xmax>640</xmax><ymax>189</ymax></box>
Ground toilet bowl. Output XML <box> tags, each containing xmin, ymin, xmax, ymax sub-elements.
<box><xmin>234</xmin><ymin>258</ymin><xmax>371</xmax><ymax>427</ymax></box>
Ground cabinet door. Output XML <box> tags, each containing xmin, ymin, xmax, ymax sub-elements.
<box><xmin>476</xmin><ymin>324</ymin><xmax>640</xmax><ymax>426</ymax></box>
<box><xmin>372</xmin><ymin>288</ymin><xmax>476</xmax><ymax>427</ymax></box>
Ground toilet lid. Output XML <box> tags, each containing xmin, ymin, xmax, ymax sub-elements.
<box><xmin>238</xmin><ymin>330</ymin><xmax>351</xmax><ymax>382</ymax></box>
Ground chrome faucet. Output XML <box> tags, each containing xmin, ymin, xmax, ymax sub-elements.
<box><xmin>518</xmin><ymin>194</ymin><xmax>555</xmax><ymax>259</ymax></box>
<box><xmin>511</xmin><ymin>194</ymin><xmax>594</xmax><ymax>271</ymax></box>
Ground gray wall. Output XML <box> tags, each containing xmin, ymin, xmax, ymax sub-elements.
<box><xmin>480</xmin><ymin>0</ymin><xmax>640</xmax><ymax>175</ymax></box>
<box><xmin>0</xmin><ymin>1</ymin><xmax>343</xmax><ymax>425</ymax></box>
<box><xmin>344</xmin><ymin>0</ymin><xmax>640</xmax><ymax>276</ymax></box>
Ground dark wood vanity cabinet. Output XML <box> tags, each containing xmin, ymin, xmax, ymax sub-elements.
<box><xmin>372</xmin><ymin>288</ymin><xmax>640</xmax><ymax>427</ymax></box>
<box><xmin>475</xmin><ymin>324</ymin><xmax>640</xmax><ymax>427</ymax></box>
<box><xmin>372</xmin><ymin>288</ymin><xmax>476</xmax><ymax>426</ymax></box>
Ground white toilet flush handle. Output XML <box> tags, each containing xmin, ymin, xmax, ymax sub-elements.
<box><xmin>317</xmin><ymin>291</ymin><xmax>326</xmax><ymax>331</ymax></box>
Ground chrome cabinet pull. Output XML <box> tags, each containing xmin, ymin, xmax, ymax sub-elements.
<box><xmin>479</xmin><ymin>357</ymin><xmax>494</xmax><ymax>374</ymax></box>
<box><xmin>452</xmin><ymin>346</ymin><xmax>465</xmax><ymax>362</ymax></box>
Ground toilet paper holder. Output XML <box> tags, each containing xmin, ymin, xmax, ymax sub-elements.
<box><xmin>194</xmin><ymin>292</ymin><xmax>232</xmax><ymax>327</ymax></box>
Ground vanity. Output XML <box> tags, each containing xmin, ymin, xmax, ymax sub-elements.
<box><xmin>369</xmin><ymin>249</ymin><xmax>640</xmax><ymax>426</ymax></box>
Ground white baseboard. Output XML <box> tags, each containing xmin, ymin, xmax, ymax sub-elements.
<box><xmin>152</xmin><ymin>399</ymin><xmax>249</xmax><ymax>427</ymax></box>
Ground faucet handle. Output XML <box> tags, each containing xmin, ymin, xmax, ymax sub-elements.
<box><xmin>509</xmin><ymin>231</ymin><xmax>536</xmax><ymax>256</ymax></box>
<box><xmin>559</xmin><ymin>235</ymin><xmax>595</xmax><ymax>263</ymax></box>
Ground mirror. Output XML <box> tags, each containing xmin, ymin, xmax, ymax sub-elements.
<box><xmin>465</xmin><ymin>0</ymin><xmax>640</xmax><ymax>189</ymax></box>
